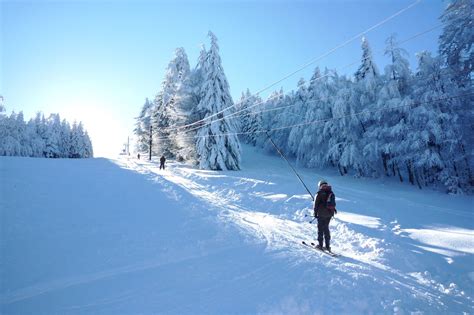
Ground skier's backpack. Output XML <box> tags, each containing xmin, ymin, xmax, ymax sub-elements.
<box><xmin>326</xmin><ymin>191</ymin><xmax>337</xmax><ymax>216</ymax></box>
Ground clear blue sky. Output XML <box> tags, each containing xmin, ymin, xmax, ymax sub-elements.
<box><xmin>1</xmin><ymin>0</ymin><xmax>446</xmax><ymax>157</ymax></box>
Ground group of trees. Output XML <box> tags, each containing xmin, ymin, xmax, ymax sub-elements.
<box><xmin>135</xmin><ymin>0</ymin><xmax>471</xmax><ymax>193</ymax></box>
<box><xmin>0</xmin><ymin>106</ymin><xmax>93</xmax><ymax>158</ymax></box>
<box><xmin>238</xmin><ymin>0</ymin><xmax>472</xmax><ymax>193</ymax></box>
<box><xmin>134</xmin><ymin>32</ymin><xmax>241</xmax><ymax>170</ymax></box>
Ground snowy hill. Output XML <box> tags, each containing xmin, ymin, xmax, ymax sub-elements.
<box><xmin>1</xmin><ymin>144</ymin><xmax>473</xmax><ymax>314</ymax></box>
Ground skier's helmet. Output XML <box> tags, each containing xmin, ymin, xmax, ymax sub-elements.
<box><xmin>318</xmin><ymin>179</ymin><xmax>328</xmax><ymax>188</ymax></box>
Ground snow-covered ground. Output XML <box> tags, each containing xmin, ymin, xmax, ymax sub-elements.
<box><xmin>1</xmin><ymin>144</ymin><xmax>473</xmax><ymax>314</ymax></box>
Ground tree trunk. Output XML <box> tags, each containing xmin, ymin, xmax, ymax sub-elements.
<box><xmin>382</xmin><ymin>153</ymin><xmax>389</xmax><ymax>176</ymax></box>
<box><xmin>338</xmin><ymin>164</ymin><xmax>345</xmax><ymax>176</ymax></box>
<box><xmin>406</xmin><ymin>161</ymin><xmax>414</xmax><ymax>185</ymax></box>
<box><xmin>414</xmin><ymin>167</ymin><xmax>423</xmax><ymax>189</ymax></box>
<box><xmin>396</xmin><ymin>164</ymin><xmax>403</xmax><ymax>182</ymax></box>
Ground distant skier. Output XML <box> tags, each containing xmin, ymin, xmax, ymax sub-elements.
<box><xmin>137</xmin><ymin>153</ymin><xmax>141</xmax><ymax>160</ymax></box>
<box><xmin>160</xmin><ymin>155</ymin><xmax>166</xmax><ymax>170</ymax></box>
<box><xmin>313</xmin><ymin>179</ymin><xmax>337</xmax><ymax>251</ymax></box>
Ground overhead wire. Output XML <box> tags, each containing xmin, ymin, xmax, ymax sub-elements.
<box><xmin>194</xmin><ymin>23</ymin><xmax>443</xmax><ymax>131</ymax></box>
<box><xmin>159</xmin><ymin>0</ymin><xmax>423</xmax><ymax>133</ymax></box>
<box><xmin>153</xmin><ymin>92</ymin><xmax>473</xmax><ymax>141</ymax></box>
<box><xmin>153</xmin><ymin>23</ymin><xmax>442</xmax><ymax>138</ymax></box>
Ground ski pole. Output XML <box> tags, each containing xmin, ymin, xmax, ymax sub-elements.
<box><xmin>305</xmin><ymin>214</ymin><xmax>318</xmax><ymax>224</ymax></box>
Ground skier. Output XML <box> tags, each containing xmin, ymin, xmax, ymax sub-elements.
<box><xmin>137</xmin><ymin>153</ymin><xmax>141</xmax><ymax>160</ymax></box>
<box><xmin>313</xmin><ymin>179</ymin><xmax>337</xmax><ymax>251</ymax></box>
<box><xmin>160</xmin><ymin>155</ymin><xmax>166</xmax><ymax>170</ymax></box>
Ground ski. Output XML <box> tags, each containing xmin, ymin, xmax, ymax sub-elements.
<box><xmin>301</xmin><ymin>241</ymin><xmax>340</xmax><ymax>257</ymax></box>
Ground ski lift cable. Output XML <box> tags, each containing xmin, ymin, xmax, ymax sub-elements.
<box><xmin>219</xmin><ymin>24</ymin><xmax>443</xmax><ymax>122</ymax></box>
<box><xmin>233</xmin><ymin>24</ymin><xmax>442</xmax><ymax>121</ymax></box>
<box><xmin>153</xmin><ymin>92</ymin><xmax>473</xmax><ymax>141</ymax></box>
<box><xmin>266</xmin><ymin>131</ymin><xmax>315</xmax><ymax>201</ymax></box>
<box><xmin>161</xmin><ymin>0</ymin><xmax>422</xmax><ymax>133</ymax></box>
<box><xmin>161</xmin><ymin>22</ymin><xmax>441</xmax><ymax>136</ymax></box>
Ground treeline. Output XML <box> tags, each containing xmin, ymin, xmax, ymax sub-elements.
<box><xmin>134</xmin><ymin>0</ymin><xmax>472</xmax><ymax>193</ymax></box>
<box><xmin>134</xmin><ymin>31</ymin><xmax>240</xmax><ymax>170</ymax></box>
<box><xmin>238</xmin><ymin>1</ymin><xmax>472</xmax><ymax>193</ymax></box>
<box><xmin>0</xmin><ymin>106</ymin><xmax>93</xmax><ymax>158</ymax></box>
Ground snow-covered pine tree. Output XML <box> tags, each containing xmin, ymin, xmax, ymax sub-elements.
<box><xmin>294</xmin><ymin>69</ymin><xmax>334</xmax><ymax>168</ymax></box>
<box><xmin>151</xmin><ymin>48</ymin><xmax>192</xmax><ymax>159</ymax></box>
<box><xmin>33</xmin><ymin>113</ymin><xmax>48</xmax><ymax>157</ymax></box>
<box><xmin>326</xmin><ymin>74</ymin><xmax>354</xmax><ymax>175</ymax></box>
<box><xmin>26</xmin><ymin>116</ymin><xmax>43</xmax><ymax>157</ymax></box>
<box><xmin>265</xmin><ymin>92</ymin><xmax>294</xmax><ymax>156</ymax></box>
<box><xmin>195</xmin><ymin>31</ymin><xmax>241</xmax><ymax>170</ymax></box>
<box><xmin>0</xmin><ymin>96</ymin><xmax>4</xmax><ymax>114</ymax></box>
<box><xmin>438</xmin><ymin>0</ymin><xmax>474</xmax><ymax>184</ymax></box>
<box><xmin>286</xmin><ymin>78</ymin><xmax>308</xmax><ymax>161</ymax></box>
<box><xmin>134</xmin><ymin>98</ymin><xmax>152</xmax><ymax>153</ymax></box>
<box><xmin>410</xmin><ymin>51</ymin><xmax>470</xmax><ymax>193</ymax></box>
<box><xmin>237</xmin><ymin>90</ymin><xmax>252</xmax><ymax>141</ymax></box>
<box><xmin>75</xmin><ymin>122</ymin><xmax>93</xmax><ymax>158</ymax></box>
<box><xmin>348</xmin><ymin>37</ymin><xmax>381</xmax><ymax>176</ymax></box>
<box><xmin>364</xmin><ymin>34</ymin><xmax>413</xmax><ymax>180</ymax></box>
<box><xmin>258</xmin><ymin>89</ymin><xmax>285</xmax><ymax>152</ymax></box>
<box><xmin>238</xmin><ymin>89</ymin><xmax>263</xmax><ymax>146</ymax></box>
<box><xmin>191</xmin><ymin>44</ymin><xmax>208</xmax><ymax>105</ymax></box>
<box><xmin>59</xmin><ymin>119</ymin><xmax>72</xmax><ymax>158</ymax></box>
<box><xmin>83</xmin><ymin>130</ymin><xmax>93</xmax><ymax>158</ymax></box>
<box><xmin>0</xmin><ymin>111</ymin><xmax>22</xmax><ymax>156</ymax></box>
<box><xmin>44</xmin><ymin>114</ymin><xmax>62</xmax><ymax>158</ymax></box>
<box><xmin>166</xmin><ymin>48</ymin><xmax>196</xmax><ymax>162</ymax></box>
<box><xmin>152</xmin><ymin>97</ymin><xmax>172</xmax><ymax>157</ymax></box>
<box><xmin>0</xmin><ymin>106</ymin><xmax>9</xmax><ymax>155</ymax></box>
<box><xmin>439</xmin><ymin>0</ymin><xmax>473</xmax><ymax>88</ymax></box>
<box><xmin>69</xmin><ymin>121</ymin><xmax>82</xmax><ymax>158</ymax></box>
<box><xmin>355</xmin><ymin>37</ymin><xmax>379</xmax><ymax>82</ymax></box>
<box><xmin>171</xmin><ymin>44</ymin><xmax>209</xmax><ymax>164</ymax></box>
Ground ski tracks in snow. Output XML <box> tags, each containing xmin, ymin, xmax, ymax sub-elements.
<box><xmin>119</xmin><ymin>158</ymin><xmax>471</xmax><ymax>312</ymax></box>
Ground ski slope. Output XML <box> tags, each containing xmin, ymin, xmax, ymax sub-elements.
<box><xmin>1</xmin><ymin>144</ymin><xmax>473</xmax><ymax>314</ymax></box>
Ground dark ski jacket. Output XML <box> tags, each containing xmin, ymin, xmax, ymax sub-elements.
<box><xmin>313</xmin><ymin>184</ymin><xmax>335</xmax><ymax>218</ymax></box>
<box><xmin>160</xmin><ymin>156</ymin><xmax>166</xmax><ymax>164</ymax></box>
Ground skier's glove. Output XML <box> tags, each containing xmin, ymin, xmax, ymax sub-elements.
<box><xmin>334</xmin><ymin>209</ymin><xmax>338</xmax><ymax>214</ymax></box>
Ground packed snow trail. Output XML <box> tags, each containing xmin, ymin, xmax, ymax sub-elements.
<box><xmin>119</xmin><ymin>144</ymin><xmax>473</xmax><ymax>313</ymax></box>
<box><xmin>1</xmin><ymin>146</ymin><xmax>473</xmax><ymax>314</ymax></box>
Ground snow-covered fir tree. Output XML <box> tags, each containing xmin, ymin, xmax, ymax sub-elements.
<box><xmin>257</xmin><ymin>89</ymin><xmax>285</xmax><ymax>152</ymax></box>
<box><xmin>195</xmin><ymin>31</ymin><xmax>241</xmax><ymax>170</ymax></box>
<box><xmin>134</xmin><ymin>98</ymin><xmax>152</xmax><ymax>153</ymax></box>
<box><xmin>347</xmin><ymin>37</ymin><xmax>381</xmax><ymax>177</ymax></box>
<box><xmin>438</xmin><ymin>0</ymin><xmax>474</xmax><ymax>184</ymax></box>
<box><xmin>294</xmin><ymin>69</ymin><xmax>335</xmax><ymax>168</ymax></box>
<box><xmin>167</xmin><ymin>48</ymin><xmax>196</xmax><ymax>162</ymax></box>
<box><xmin>237</xmin><ymin>89</ymin><xmax>263</xmax><ymax>146</ymax></box>
<box><xmin>439</xmin><ymin>0</ymin><xmax>473</xmax><ymax>88</ymax></box>
<box><xmin>286</xmin><ymin>78</ymin><xmax>309</xmax><ymax>160</ymax></box>
<box><xmin>44</xmin><ymin>114</ymin><xmax>62</xmax><ymax>158</ymax></box>
<box><xmin>363</xmin><ymin>34</ymin><xmax>413</xmax><ymax>179</ymax></box>
<box><xmin>410</xmin><ymin>51</ymin><xmax>470</xmax><ymax>193</ymax></box>
<box><xmin>69</xmin><ymin>122</ymin><xmax>93</xmax><ymax>158</ymax></box>
<box><xmin>59</xmin><ymin>119</ymin><xmax>72</xmax><ymax>158</ymax></box>
<box><xmin>150</xmin><ymin>48</ymin><xmax>192</xmax><ymax>159</ymax></box>
<box><xmin>326</xmin><ymin>74</ymin><xmax>354</xmax><ymax>175</ymax></box>
<box><xmin>354</xmin><ymin>36</ymin><xmax>379</xmax><ymax>82</ymax></box>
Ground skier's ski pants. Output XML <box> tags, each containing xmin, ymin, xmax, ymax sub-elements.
<box><xmin>317</xmin><ymin>217</ymin><xmax>331</xmax><ymax>247</ymax></box>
